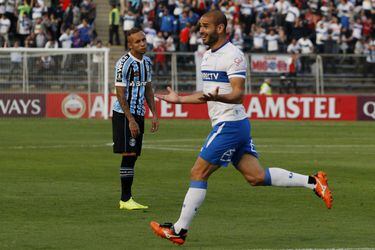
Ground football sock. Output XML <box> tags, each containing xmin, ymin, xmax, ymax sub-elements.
<box><xmin>120</xmin><ymin>156</ymin><xmax>137</xmax><ymax>201</ymax></box>
<box><xmin>264</xmin><ymin>168</ymin><xmax>315</xmax><ymax>189</ymax></box>
<box><xmin>173</xmin><ymin>180</ymin><xmax>207</xmax><ymax>234</ymax></box>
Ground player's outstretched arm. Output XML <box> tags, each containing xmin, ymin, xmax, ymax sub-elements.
<box><xmin>156</xmin><ymin>87</ymin><xmax>206</xmax><ymax>104</ymax></box>
<box><xmin>201</xmin><ymin>77</ymin><xmax>245</xmax><ymax>104</ymax></box>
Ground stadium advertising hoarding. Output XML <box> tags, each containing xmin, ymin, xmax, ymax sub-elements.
<box><xmin>5</xmin><ymin>93</ymin><xmax>370</xmax><ymax>121</ymax></box>
<box><xmin>243</xmin><ymin>95</ymin><xmax>357</xmax><ymax>120</ymax></box>
<box><xmin>251</xmin><ymin>55</ymin><xmax>292</xmax><ymax>73</ymax></box>
<box><xmin>46</xmin><ymin>93</ymin><xmax>107</xmax><ymax>119</ymax></box>
<box><xmin>143</xmin><ymin>95</ymin><xmax>357</xmax><ymax>121</ymax></box>
<box><xmin>357</xmin><ymin>96</ymin><xmax>375</xmax><ymax>121</ymax></box>
<box><xmin>0</xmin><ymin>94</ymin><xmax>45</xmax><ymax>117</ymax></box>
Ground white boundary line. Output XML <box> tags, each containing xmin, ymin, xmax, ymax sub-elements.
<box><xmin>1</xmin><ymin>141</ymin><xmax>375</xmax><ymax>153</ymax></box>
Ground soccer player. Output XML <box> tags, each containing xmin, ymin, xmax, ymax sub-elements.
<box><xmin>112</xmin><ymin>27</ymin><xmax>159</xmax><ymax>210</ymax></box>
<box><xmin>150</xmin><ymin>10</ymin><xmax>333</xmax><ymax>245</ymax></box>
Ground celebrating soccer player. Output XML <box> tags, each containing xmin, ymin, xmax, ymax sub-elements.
<box><xmin>112</xmin><ymin>28</ymin><xmax>159</xmax><ymax>210</ymax></box>
<box><xmin>150</xmin><ymin>10</ymin><xmax>332</xmax><ymax>245</ymax></box>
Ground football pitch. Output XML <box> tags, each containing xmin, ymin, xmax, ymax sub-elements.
<box><xmin>0</xmin><ymin>118</ymin><xmax>374</xmax><ymax>249</ymax></box>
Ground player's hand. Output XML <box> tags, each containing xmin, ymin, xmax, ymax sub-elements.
<box><xmin>155</xmin><ymin>87</ymin><xmax>180</xmax><ymax>103</ymax></box>
<box><xmin>151</xmin><ymin>117</ymin><xmax>159</xmax><ymax>133</ymax></box>
<box><xmin>129</xmin><ymin>119</ymin><xmax>140</xmax><ymax>138</ymax></box>
<box><xmin>199</xmin><ymin>87</ymin><xmax>219</xmax><ymax>102</ymax></box>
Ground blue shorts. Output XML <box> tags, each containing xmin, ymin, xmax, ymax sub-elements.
<box><xmin>199</xmin><ymin>118</ymin><xmax>258</xmax><ymax>167</ymax></box>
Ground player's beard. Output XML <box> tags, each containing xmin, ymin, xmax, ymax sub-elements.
<box><xmin>204</xmin><ymin>32</ymin><xmax>219</xmax><ymax>48</ymax></box>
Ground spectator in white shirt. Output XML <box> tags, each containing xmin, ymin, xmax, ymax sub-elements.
<box><xmin>266</xmin><ymin>29</ymin><xmax>279</xmax><ymax>52</ymax></box>
<box><xmin>144</xmin><ymin>21</ymin><xmax>156</xmax><ymax>50</ymax></box>
<box><xmin>315</xmin><ymin>21</ymin><xmax>328</xmax><ymax>53</ymax></box>
<box><xmin>297</xmin><ymin>36</ymin><xmax>313</xmax><ymax>73</ymax></box>
<box><xmin>152</xmin><ymin>31</ymin><xmax>164</xmax><ymax>48</ymax></box>
<box><xmin>39</xmin><ymin>38</ymin><xmax>58</xmax><ymax>70</ymax></box>
<box><xmin>351</xmin><ymin>18</ymin><xmax>363</xmax><ymax>41</ymax></box>
<box><xmin>275</xmin><ymin>0</ymin><xmax>290</xmax><ymax>26</ymax></box>
<box><xmin>0</xmin><ymin>14</ymin><xmax>10</xmax><ymax>46</ymax></box>
<box><xmin>122</xmin><ymin>11</ymin><xmax>136</xmax><ymax>50</ymax></box>
<box><xmin>9</xmin><ymin>40</ymin><xmax>22</xmax><ymax>80</ymax></box>
<box><xmin>252</xmin><ymin>25</ymin><xmax>266</xmax><ymax>52</ymax></box>
<box><xmin>337</xmin><ymin>0</ymin><xmax>354</xmax><ymax>29</ymax></box>
<box><xmin>297</xmin><ymin>36</ymin><xmax>314</xmax><ymax>54</ymax></box>
<box><xmin>0</xmin><ymin>0</ymin><xmax>5</xmax><ymax>15</ymax></box>
<box><xmin>17</xmin><ymin>12</ymin><xmax>32</xmax><ymax>47</ymax></box>
<box><xmin>364</xmin><ymin>39</ymin><xmax>375</xmax><ymax>76</ymax></box>
<box><xmin>240</xmin><ymin>0</ymin><xmax>254</xmax><ymax>33</ymax></box>
<box><xmin>287</xmin><ymin>38</ymin><xmax>300</xmax><ymax>54</ymax></box>
<box><xmin>59</xmin><ymin>28</ymin><xmax>73</xmax><ymax>69</ymax></box>
<box><xmin>165</xmin><ymin>33</ymin><xmax>176</xmax><ymax>52</ymax></box>
<box><xmin>284</xmin><ymin>2</ymin><xmax>299</xmax><ymax>35</ymax></box>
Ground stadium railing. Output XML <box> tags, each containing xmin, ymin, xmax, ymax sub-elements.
<box><xmin>147</xmin><ymin>52</ymin><xmax>374</xmax><ymax>94</ymax></box>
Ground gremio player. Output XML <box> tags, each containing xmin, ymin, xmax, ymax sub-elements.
<box><xmin>150</xmin><ymin>10</ymin><xmax>332</xmax><ymax>245</ymax></box>
<box><xmin>112</xmin><ymin>27</ymin><xmax>159</xmax><ymax>210</ymax></box>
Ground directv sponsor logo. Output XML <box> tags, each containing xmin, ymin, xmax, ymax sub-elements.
<box><xmin>202</xmin><ymin>72</ymin><xmax>220</xmax><ymax>80</ymax></box>
<box><xmin>201</xmin><ymin>71</ymin><xmax>229</xmax><ymax>82</ymax></box>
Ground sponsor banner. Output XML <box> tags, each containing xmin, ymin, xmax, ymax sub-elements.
<box><xmin>40</xmin><ymin>93</ymin><xmax>359</xmax><ymax>121</ymax></box>
<box><xmin>243</xmin><ymin>95</ymin><xmax>357</xmax><ymax>120</ymax></box>
<box><xmin>0</xmin><ymin>93</ymin><xmax>45</xmax><ymax>117</ymax></box>
<box><xmin>251</xmin><ymin>54</ymin><xmax>292</xmax><ymax>73</ymax></box>
<box><xmin>46</xmin><ymin>93</ymin><xmax>106</xmax><ymax>119</ymax></box>
<box><xmin>357</xmin><ymin>96</ymin><xmax>375</xmax><ymax>121</ymax></box>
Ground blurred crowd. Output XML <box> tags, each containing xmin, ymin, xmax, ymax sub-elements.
<box><xmin>108</xmin><ymin>0</ymin><xmax>374</xmax><ymax>59</ymax></box>
<box><xmin>0</xmin><ymin>0</ymin><xmax>97</xmax><ymax>48</ymax></box>
<box><xmin>0</xmin><ymin>0</ymin><xmax>374</xmax><ymax>59</ymax></box>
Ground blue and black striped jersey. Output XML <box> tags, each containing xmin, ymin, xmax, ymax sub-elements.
<box><xmin>112</xmin><ymin>52</ymin><xmax>152</xmax><ymax>116</ymax></box>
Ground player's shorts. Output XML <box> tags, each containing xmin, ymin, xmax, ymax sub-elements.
<box><xmin>199</xmin><ymin>118</ymin><xmax>258</xmax><ymax>167</ymax></box>
<box><xmin>112</xmin><ymin>111</ymin><xmax>144</xmax><ymax>156</ymax></box>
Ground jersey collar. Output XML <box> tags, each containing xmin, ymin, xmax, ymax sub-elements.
<box><xmin>211</xmin><ymin>40</ymin><xmax>230</xmax><ymax>53</ymax></box>
<box><xmin>128</xmin><ymin>51</ymin><xmax>144</xmax><ymax>63</ymax></box>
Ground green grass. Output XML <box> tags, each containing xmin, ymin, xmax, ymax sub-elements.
<box><xmin>0</xmin><ymin>118</ymin><xmax>375</xmax><ymax>249</ymax></box>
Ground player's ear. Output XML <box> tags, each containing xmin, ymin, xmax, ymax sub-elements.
<box><xmin>217</xmin><ymin>23</ymin><xmax>225</xmax><ymax>34</ymax></box>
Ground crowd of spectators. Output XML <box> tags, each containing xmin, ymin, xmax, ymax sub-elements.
<box><xmin>109</xmin><ymin>0</ymin><xmax>374</xmax><ymax>62</ymax></box>
<box><xmin>0</xmin><ymin>0</ymin><xmax>97</xmax><ymax>49</ymax></box>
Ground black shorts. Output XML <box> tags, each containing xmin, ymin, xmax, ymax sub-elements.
<box><xmin>112</xmin><ymin>111</ymin><xmax>144</xmax><ymax>155</ymax></box>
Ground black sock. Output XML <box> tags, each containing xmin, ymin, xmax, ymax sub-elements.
<box><xmin>120</xmin><ymin>156</ymin><xmax>137</xmax><ymax>201</ymax></box>
<box><xmin>308</xmin><ymin>176</ymin><xmax>316</xmax><ymax>185</ymax></box>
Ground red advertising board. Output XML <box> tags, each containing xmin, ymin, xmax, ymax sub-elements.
<box><xmin>144</xmin><ymin>95</ymin><xmax>357</xmax><ymax>121</ymax></box>
<box><xmin>46</xmin><ymin>93</ymin><xmax>105</xmax><ymax>119</ymax></box>
<box><xmin>0</xmin><ymin>93</ymin><xmax>45</xmax><ymax>117</ymax></box>
<box><xmin>243</xmin><ymin>95</ymin><xmax>357</xmax><ymax>120</ymax></box>
<box><xmin>357</xmin><ymin>96</ymin><xmax>375</xmax><ymax>121</ymax></box>
<box><xmin>2</xmin><ymin>93</ymin><xmax>362</xmax><ymax>121</ymax></box>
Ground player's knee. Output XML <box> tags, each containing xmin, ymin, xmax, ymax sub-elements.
<box><xmin>190</xmin><ymin>166</ymin><xmax>208</xmax><ymax>180</ymax></box>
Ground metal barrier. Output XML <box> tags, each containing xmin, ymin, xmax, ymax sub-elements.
<box><xmin>147</xmin><ymin>52</ymin><xmax>374</xmax><ymax>94</ymax></box>
<box><xmin>1</xmin><ymin>49</ymin><xmax>374</xmax><ymax>96</ymax></box>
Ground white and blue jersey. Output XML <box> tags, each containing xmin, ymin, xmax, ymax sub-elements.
<box><xmin>112</xmin><ymin>52</ymin><xmax>152</xmax><ymax>116</ymax></box>
<box><xmin>199</xmin><ymin>41</ymin><xmax>258</xmax><ymax>167</ymax></box>
<box><xmin>201</xmin><ymin>41</ymin><xmax>248</xmax><ymax>126</ymax></box>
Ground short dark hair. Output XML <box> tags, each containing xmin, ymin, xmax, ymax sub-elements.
<box><xmin>127</xmin><ymin>27</ymin><xmax>143</xmax><ymax>38</ymax></box>
<box><xmin>202</xmin><ymin>10</ymin><xmax>227</xmax><ymax>30</ymax></box>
